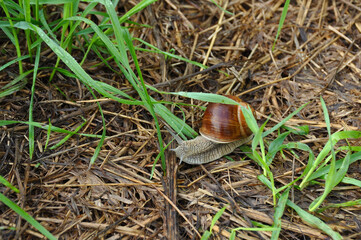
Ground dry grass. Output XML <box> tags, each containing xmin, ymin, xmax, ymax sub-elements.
<box><xmin>1</xmin><ymin>0</ymin><xmax>361</xmax><ymax>239</ymax></box>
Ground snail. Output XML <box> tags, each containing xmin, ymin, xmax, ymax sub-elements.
<box><xmin>172</xmin><ymin>95</ymin><xmax>255</xmax><ymax>164</ymax></box>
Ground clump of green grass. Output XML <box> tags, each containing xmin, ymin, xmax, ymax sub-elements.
<box><xmin>187</xmin><ymin>93</ymin><xmax>360</xmax><ymax>240</ymax></box>
<box><xmin>1</xmin><ymin>0</ymin><xmax>198</xmax><ymax>238</ymax></box>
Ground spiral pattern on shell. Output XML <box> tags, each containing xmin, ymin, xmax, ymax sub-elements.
<box><xmin>199</xmin><ymin>95</ymin><xmax>254</xmax><ymax>143</ymax></box>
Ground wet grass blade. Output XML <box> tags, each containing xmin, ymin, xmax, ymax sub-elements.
<box><xmin>0</xmin><ymin>55</ymin><xmax>30</xmax><ymax>72</ymax></box>
<box><xmin>22</xmin><ymin>0</ymin><xmax>33</xmax><ymax>58</ymax></box>
<box><xmin>0</xmin><ymin>79</ymin><xmax>27</xmax><ymax>98</ymax></box>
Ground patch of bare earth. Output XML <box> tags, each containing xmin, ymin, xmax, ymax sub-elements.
<box><xmin>1</xmin><ymin>0</ymin><xmax>361</xmax><ymax>239</ymax></box>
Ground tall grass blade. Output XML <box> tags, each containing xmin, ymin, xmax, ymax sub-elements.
<box><xmin>0</xmin><ymin>1</ymin><xmax>23</xmax><ymax>73</ymax></box>
<box><xmin>23</xmin><ymin>0</ymin><xmax>33</xmax><ymax>58</ymax></box>
<box><xmin>28</xmin><ymin>45</ymin><xmax>41</xmax><ymax>159</ymax></box>
<box><xmin>272</xmin><ymin>0</ymin><xmax>290</xmax><ymax>51</ymax></box>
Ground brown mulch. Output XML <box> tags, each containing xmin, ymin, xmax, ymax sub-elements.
<box><xmin>1</xmin><ymin>0</ymin><xmax>361</xmax><ymax>239</ymax></box>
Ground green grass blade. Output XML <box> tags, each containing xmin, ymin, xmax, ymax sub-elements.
<box><xmin>317</xmin><ymin>198</ymin><xmax>361</xmax><ymax>213</ymax></box>
<box><xmin>29</xmin><ymin>0</ymin><xmax>75</xmax><ymax>3</ymax></box>
<box><xmin>0</xmin><ymin>176</ymin><xmax>19</xmax><ymax>193</ymax></box>
<box><xmin>44</xmin><ymin>119</ymin><xmax>52</xmax><ymax>151</ymax></box>
<box><xmin>200</xmin><ymin>205</ymin><xmax>227</xmax><ymax>239</ymax></box>
<box><xmin>0</xmin><ymin>120</ymin><xmax>102</xmax><ymax>138</ymax></box>
<box><xmin>49</xmin><ymin>0</ymin><xmax>76</xmax><ymax>81</ymax></box>
<box><xmin>209</xmin><ymin>0</ymin><xmax>233</xmax><ymax>15</ymax></box>
<box><xmin>309</xmin><ymin>151</ymin><xmax>351</xmax><ymax>211</ymax></box>
<box><xmin>170</xmin><ymin>92</ymin><xmax>243</xmax><ymax>104</ymax></box>
<box><xmin>118</xmin><ymin>0</ymin><xmax>157</xmax><ymax>24</ymax></box>
<box><xmin>0</xmin><ymin>26</ymin><xmax>16</xmax><ymax>44</ymax></box>
<box><xmin>320</xmin><ymin>97</ymin><xmax>337</xmax><ymax>189</ymax></box>
<box><xmin>266</xmin><ymin>131</ymin><xmax>291</xmax><ymax>164</ymax></box>
<box><xmin>271</xmin><ymin>188</ymin><xmax>290</xmax><ymax>240</ymax></box>
<box><xmin>282</xmin><ymin>125</ymin><xmax>309</xmax><ymax>135</ymax></box>
<box><xmin>49</xmin><ymin>118</ymin><xmax>87</xmax><ymax>150</ymax></box>
<box><xmin>272</xmin><ymin>0</ymin><xmax>290</xmax><ymax>51</ymax></box>
<box><xmin>84</xmin><ymin>86</ymin><xmax>107</xmax><ymax>166</ymax></box>
<box><xmin>300</xmin><ymin>130</ymin><xmax>361</xmax><ymax>189</ymax></box>
<box><xmin>263</xmin><ymin>102</ymin><xmax>310</xmax><ymax>137</ymax></box>
<box><xmin>342</xmin><ymin>177</ymin><xmax>361</xmax><ymax>187</ymax></box>
<box><xmin>96</xmin><ymin>0</ymin><xmax>167</xmax><ymax>167</ymax></box>
<box><xmin>0</xmin><ymin>193</ymin><xmax>56</xmax><ymax>240</ymax></box>
<box><xmin>0</xmin><ymin>79</ymin><xmax>27</xmax><ymax>98</ymax></box>
<box><xmin>101</xmin><ymin>0</ymin><xmax>129</xmax><ymax>63</ymax></box>
<box><xmin>90</xmin><ymin>113</ymin><xmax>106</xmax><ymax>165</ymax></box>
<box><xmin>1</xmin><ymin>0</ymin><xmax>23</xmax><ymax>15</ymax></box>
<box><xmin>287</xmin><ymin>200</ymin><xmax>342</xmax><ymax>240</ymax></box>
<box><xmin>1</xmin><ymin>69</ymin><xmax>32</xmax><ymax>90</ymax></box>
<box><xmin>134</xmin><ymin>40</ymin><xmax>206</xmax><ymax>69</ymax></box>
<box><xmin>210</xmin><ymin>205</ymin><xmax>227</xmax><ymax>231</ymax></box>
<box><xmin>0</xmin><ymin>1</ymin><xmax>23</xmax><ymax>73</ymax></box>
<box><xmin>307</xmin><ymin>151</ymin><xmax>361</xmax><ymax>182</ymax></box>
<box><xmin>0</xmin><ymin>55</ymin><xmax>30</xmax><ymax>72</ymax></box>
<box><xmin>14</xmin><ymin>21</ymin><xmax>134</xmax><ymax>104</ymax></box>
<box><xmin>62</xmin><ymin>16</ymin><xmax>136</xmax><ymax>88</ymax></box>
<box><xmin>153</xmin><ymin>103</ymin><xmax>197</xmax><ymax>139</ymax></box>
<box><xmin>122</xmin><ymin>28</ymin><xmax>167</xmax><ymax>168</ymax></box>
<box><xmin>28</xmin><ymin>45</ymin><xmax>41</xmax><ymax>159</ymax></box>
<box><xmin>23</xmin><ymin>0</ymin><xmax>32</xmax><ymax>58</ymax></box>
<box><xmin>260</xmin><ymin>176</ymin><xmax>342</xmax><ymax>240</ymax></box>
<box><xmin>200</xmin><ymin>231</ymin><xmax>211</xmax><ymax>240</ymax></box>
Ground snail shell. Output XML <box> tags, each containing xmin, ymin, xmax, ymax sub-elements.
<box><xmin>173</xmin><ymin>95</ymin><xmax>255</xmax><ymax>164</ymax></box>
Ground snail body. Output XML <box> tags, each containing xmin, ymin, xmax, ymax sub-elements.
<box><xmin>173</xmin><ymin>95</ymin><xmax>255</xmax><ymax>164</ymax></box>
